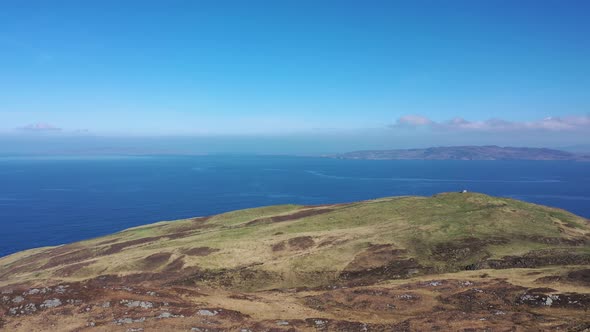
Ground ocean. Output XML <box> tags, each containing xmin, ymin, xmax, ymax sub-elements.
<box><xmin>0</xmin><ymin>155</ymin><xmax>589</xmax><ymax>257</ymax></box>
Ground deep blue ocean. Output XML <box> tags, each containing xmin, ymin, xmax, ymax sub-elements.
<box><xmin>1</xmin><ymin>155</ymin><xmax>589</xmax><ymax>257</ymax></box>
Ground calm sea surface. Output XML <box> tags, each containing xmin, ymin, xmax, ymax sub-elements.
<box><xmin>1</xmin><ymin>155</ymin><xmax>589</xmax><ymax>257</ymax></box>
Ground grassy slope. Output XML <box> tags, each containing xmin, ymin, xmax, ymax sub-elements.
<box><xmin>0</xmin><ymin>192</ymin><xmax>589</xmax><ymax>290</ymax></box>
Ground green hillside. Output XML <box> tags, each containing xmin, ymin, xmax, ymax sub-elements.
<box><xmin>1</xmin><ymin>192</ymin><xmax>590</xmax><ymax>331</ymax></box>
<box><xmin>2</xmin><ymin>192</ymin><xmax>588</xmax><ymax>290</ymax></box>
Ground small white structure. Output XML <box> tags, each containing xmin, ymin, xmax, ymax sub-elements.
<box><xmin>461</xmin><ymin>189</ymin><xmax>468</xmax><ymax>193</ymax></box>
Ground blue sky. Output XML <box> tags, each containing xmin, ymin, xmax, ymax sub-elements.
<box><xmin>0</xmin><ymin>0</ymin><xmax>589</xmax><ymax>152</ymax></box>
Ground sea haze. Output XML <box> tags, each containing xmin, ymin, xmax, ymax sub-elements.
<box><xmin>0</xmin><ymin>155</ymin><xmax>589</xmax><ymax>257</ymax></box>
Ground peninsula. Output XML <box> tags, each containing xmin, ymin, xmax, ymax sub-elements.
<box><xmin>332</xmin><ymin>145</ymin><xmax>590</xmax><ymax>161</ymax></box>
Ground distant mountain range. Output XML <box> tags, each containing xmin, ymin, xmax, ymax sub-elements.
<box><xmin>332</xmin><ymin>145</ymin><xmax>590</xmax><ymax>161</ymax></box>
<box><xmin>560</xmin><ymin>144</ymin><xmax>590</xmax><ymax>153</ymax></box>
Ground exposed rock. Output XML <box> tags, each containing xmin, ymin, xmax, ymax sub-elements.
<box><xmin>54</xmin><ymin>285</ymin><xmax>68</xmax><ymax>294</ymax></box>
<box><xmin>398</xmin><ymin>294</ymin><xmax>417</xmax><ymax>300</ymax></box>
<box><xmin>24</xmin><ymin>303</ymin><xmax>36</xmax><ymax>313</ymax></box>
<box><xmin>197</xmin><ymin>309</ymin><xmax>218</xmax><ymax>316</ymax></box>
<box><xmin>120</xmin><ymin>300</ymin><xmax>154</xmax><ymax>309</ymax></box>
<box><xmin>115</xmin><ymin>318</ymin><xmax>133</xmax><ymax>325</ymax></box>
<box><xmin>12</xmin><ymin>296</ymin><xmax>24</xmax><ymax>303</ymax></box>
<box><xmin>545</xmin><ymin>296</ymin><xmax>554</xmax><ymax>306</ymax></box>
<box><xmin>518</xmin><ymin>291</ymin><xmax>590</xmax><ymax>309</ymax></box>
<box><xmin>307</xmin><ymin>318</ymin><xmax>329</xmax><ymax>328</ymax></box>
<box><xmin>24</xmin><ymin>288</ymin><xmax>40</xmax><ymax>296</ymax></box>
<box><xmin>40</xmin><ymin>298</ymin><xmax>62</xmax><ymax>309</ymax></box>
<box><xmin>115</xmin><ymin>317</ymin><xmax>146</xmax><ymax>325</ymax></box>
<box><xmin>7</xmin><ymin>302</ymin><xmax>38</xmax><ymax>316</ymax></box>
<box><xmin>157</xmin><ymin>311</ymin><xmax>184</xmax><ymax>319</ymax></box>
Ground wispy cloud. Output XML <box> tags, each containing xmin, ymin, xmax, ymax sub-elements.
<box><xmin>395</xmin><ymin>115</ymin><xmax>434</xmax><ymax>127</ymax></box>
<box><xmin>391</xmin><ymin>114</ymin><xmax>590</xmax><ymax>132</ymax></box>
<box><xmin>18</xmin><ymin>123</ymin><xmax>62</xmax><ymax>132</ymax></box>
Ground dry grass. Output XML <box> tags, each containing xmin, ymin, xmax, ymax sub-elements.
<box><xmin>1</xmin><ymin>192</ymin><xmax>589</xmax><ymax>291</ymax></box>
<box><xmin>0</xmin><ymin>193</ymin><xmax>589</xmax><ymax>331</ymax></box>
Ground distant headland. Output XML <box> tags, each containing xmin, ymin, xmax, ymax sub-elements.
<box><xmin>331</xmin><ymin>145</ymin><xmax>590</xmax><ymax>161</ymax></box>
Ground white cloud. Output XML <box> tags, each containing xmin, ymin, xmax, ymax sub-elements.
<box><xmin>18</xmin><ymin>123</ymin><xmax>62</xmax><ymax>132</ymax></box>
<box><xmin>393</xmin><ymin>115</ymin><xmax>434</xmax><ymax>127</ymax></box>
<box><xmin>391</xmin><ymin>114</ymin><xmax>590</xmax><ymax>132</ymax></box>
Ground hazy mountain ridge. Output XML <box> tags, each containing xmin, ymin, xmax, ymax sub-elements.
<box><xmin>333</xmin><ymin>145</ymin><xmax>590</xmax><ymax>161</ymax></box>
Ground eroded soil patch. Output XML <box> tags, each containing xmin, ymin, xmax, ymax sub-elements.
<box><xmin>272</xmin><ymin>236</ymin><xmax>316</xmax><ymax>252</ymax></box>
<box><xmin>287</xmin><ymin>236</ymin><xmax>315</xmax><ymax>250</ymax></box>
<box><xmin>339</xmin><ymin>244</ymin><xmax>425</xmax><ymax>285</ymax></box>
<box><xmin>246</xmin><ymin>208</ymin><xmax>333</xmax><ymax>226</ymax></box>
<box><xmin>183</xmin><ymin>247</ymin><xmax>220</xmax><ymax>256</ymax></box>
<box><xmin>432</xmin><ymin>237</ymin><xmax>508</xmax><ymax>264</ymax></box>
<box><xmin>141</xmin><ymin>253</ymin><xmax>172</xmax><ymax>270</ymax></box>
<box><xmin>54</xmin><ymin>261</ymin><xmax>95</xmax><ymax>278</ymax></box>
<box><xmin>567</xmin><ymin>268</ymin><xmax>590</xmax><ymax>285</ymax></box>
<box><xmin>467</xmin><ymin>250</ymin><xmax>590</xmax><ymax>270</ymax></box>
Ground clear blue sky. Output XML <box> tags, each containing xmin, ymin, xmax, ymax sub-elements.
<box><xmin>1</xmin><ymin>0</ymin><xmax>589</xmax><ymax>153</ymax></box>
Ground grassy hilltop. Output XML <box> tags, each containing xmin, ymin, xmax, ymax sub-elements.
<box><xmin>1</xmin><ymin>192</ymin><xmax>589</xmax><ymax>331</ymax></box>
